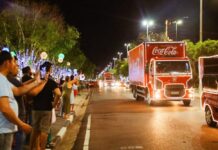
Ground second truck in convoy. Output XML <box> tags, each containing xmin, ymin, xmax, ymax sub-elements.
<box><xmin>128</xmin><ymin>41</ymin><xmax>193</xmax><ymax>106</ymax></box>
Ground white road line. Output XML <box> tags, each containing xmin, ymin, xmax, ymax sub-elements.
<box><xmin>83</xmin><ymin>114</ymin><xmax>91</xmax><ymax>150</ymax></box>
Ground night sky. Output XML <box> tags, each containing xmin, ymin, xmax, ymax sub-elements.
<box><xmin>2</xmin><ymin>0</ymin><xmax>218</xmax><ymax>70</ymax></box>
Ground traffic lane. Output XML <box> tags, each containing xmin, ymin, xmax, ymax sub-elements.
<box><xmin>87</xmin><ymin>104</ymin><xmax>218</xmax><ymax>150</ymax></box>
<box><xmin>74</xmin><ymin>87</ymin><xmax>218</xmax><ymax>150</ymax></box>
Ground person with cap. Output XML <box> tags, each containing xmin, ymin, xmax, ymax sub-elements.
<box><xmin>0</xmin><ymin>51</ymin><xmax>43</xmax><ymax>150</ymax></box>
<box><xmin>29</xmin><ymin>61</ymin><xmax>61</xmax><ymax>150</ymax></box>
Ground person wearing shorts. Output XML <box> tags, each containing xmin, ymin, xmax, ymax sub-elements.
<box><xmin>29</xmin><ymin>61</ymin><xmax>61</xmax><ymax>150</ymax></box>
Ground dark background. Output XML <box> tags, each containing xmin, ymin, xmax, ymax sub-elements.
<box><xmin>1</xmin><ymin>0</ymin><xmax>218</xmax><ymax>70</ymax></box>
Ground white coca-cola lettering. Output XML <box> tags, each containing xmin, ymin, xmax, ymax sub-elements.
<box><xmin>152</xmin><ymin>46</ymin><xmax>178</xmax><ymax>56</ymax></box>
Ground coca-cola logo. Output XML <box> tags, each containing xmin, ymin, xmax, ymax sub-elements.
<box><xmin>152</xmin><ymin>46</ymin><xmax>178</xmax><ymax>56</ymax></box>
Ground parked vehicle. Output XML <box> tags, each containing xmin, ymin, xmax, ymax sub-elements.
<box><xmin>128</xmin><ymin>41</ymin><xmax>193</xmax><ymax>106</ymax></box>
<box><xmin>199</xmin><ymin>55</ymin><xmax>218</xmax><ymax>127</ymax></box>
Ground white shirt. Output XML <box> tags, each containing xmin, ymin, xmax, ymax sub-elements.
<box><xmin>0</xmin><ymin>73</ymin><xmax>18</xmax><ymax>133</ymax></box>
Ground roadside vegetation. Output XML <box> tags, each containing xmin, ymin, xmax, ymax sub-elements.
<box><xmin>0</xmin><ymin>0</ymin><xmax>96</xmax><ymax>78</ymax></box>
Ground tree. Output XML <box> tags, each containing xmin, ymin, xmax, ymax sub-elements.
<box><xmin>186</xmin><ymin>40</ymin><xmax>218</xmax><ymax>87</ymax></box>
<box><xmin>0</xmin><ymin>1</ymin><xmax>88</xmax><ymax>70</ymax></box>
<box><xmin>80</xmin><ymin>59</ymin><xmax>96</xmax><ymax>79</ymax></box>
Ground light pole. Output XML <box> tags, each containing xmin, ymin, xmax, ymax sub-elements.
<box><xmin>173</xmin><ymin>20</ymin><xmax>183</xmax><ymax>40</ymax></box>
<box><xmin>124</xmin><ymin>43</ymin><xmax>131</xmax><ymax>57</ymax></box>
<box><xmin>112</xmin><ymin>57</ymin><xmax>117</xmax><ymax>68</ymax></box>
<box><xmin>117</xmin><ymin>52</ymin><xmax>123</xmax><ymax>61</ymax></box>
<box><xmin>200</xmin><ymin>0</ymin><xmax>203</xmax><ymax>42</ymax></box>
<box><xmin>142</xmin><ymin>19</ymin><xmax>154</xmax><ymax>41</ymax></box>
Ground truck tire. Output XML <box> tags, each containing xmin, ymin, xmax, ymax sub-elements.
<box><xmin>145</xmin><ymin>90</ymin><xmax>152</xmax><ymax>105</ymax></box>
<box><xmin>133</xmin><ymin>89</ymin><xmax>137</xmax><ymax>98</ymax></box>
<box><xmin>183</xmin><ymin>100</ymin><xmax>191</xmax><ymax>106</ymax></box>
<box><xmin>205</xmin><ymin>106</ymin><xmax>217</xmax><ymax>127</ymax></box>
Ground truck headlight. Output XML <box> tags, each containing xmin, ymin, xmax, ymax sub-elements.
<box><xmin>188</xmin><ymin>89</ymin><xmax>194</xmax><ymax>98</ymax></box>
<box><xmin>154</xmin><ymin>90</ymin><xmax>161</xmax><ymax>99</ymax></box>
<box><xmin>115</xmin><ymin>81</ymin><xmax>121</xmax><ymax>86</ymax></box>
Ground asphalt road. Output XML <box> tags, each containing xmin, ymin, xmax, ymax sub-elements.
<box><xmin>73</xmin><ymin>86</ymin><xmax>218</xmax><ymax>150</ymax></box>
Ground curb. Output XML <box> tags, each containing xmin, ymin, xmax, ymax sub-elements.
<box><xmin>46</xmin><ymin>115</ymin><xmax>74</xmax><ymax>150</ymax></box>
<box><xmin>47</xmin><ymin>91</ymin><xmax>91</xmax><ymax>150</ymax></box>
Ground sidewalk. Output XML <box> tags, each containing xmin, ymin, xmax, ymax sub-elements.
<box><xmin>23</xmin><ymin>89</ymin><xmax>91</xmax><ymax>150</ymax></box>
<box><xmin>48</xmin><ymin>89</ymin><xmax>90</xmax><ymax>149</ymax></box>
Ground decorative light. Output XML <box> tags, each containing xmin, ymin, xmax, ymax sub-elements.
<box><xmin>67</xmin><ymin>62</ymin><xmax>71</xmax><ymax>66</ymax></box>
<box><xmin>10</xmin><ymin>51</ymin><xmax>16</xmax><ymax>57</ymax></box>
<box><xmin>40</xmin><ymin>52</ymin><xmax>48</xmax><ymax>60</ymax></box>
<box><xmin>58</xmin><ymin>58</ymin><xmax>63</xmax><ymax>63</ymax></box>
<box><xmin>58</xmin><ymin>53</ymin><xmax>65</xmax><ymax>59</ymax></box>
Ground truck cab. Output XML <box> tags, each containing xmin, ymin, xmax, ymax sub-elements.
<box><xmin>148</xmin><ymin>57</ymin><xmax>193</xmax><ymax>105</ymax></box>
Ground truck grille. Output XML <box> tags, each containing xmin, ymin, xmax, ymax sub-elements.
<box><xmin>165</xmin><ymin>84</ymin><xmax>185</xmax><ymax>97</ymax></box>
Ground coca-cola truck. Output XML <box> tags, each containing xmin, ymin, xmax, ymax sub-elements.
<box><xmin>199</xmin><ymin>55</ymin><xmax>218</xmax><ymax>127</ymax></box>
<box><xmin>103</xmin><ymin>72</ymin><xmax>115</xmax><ymax>86</ymax></box>
<box><xmin>128</xmin><ymin>42</ymin><xmax>193</xmax><ymax>106</ymax></box>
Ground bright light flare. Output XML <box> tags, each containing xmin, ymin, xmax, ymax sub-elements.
<box><xmin>142</xmin><ymin>20</ymin><xmax>154</xmax><ymax>27</ymax></box>
<box><xmin>154</xmin><ymin>90</ymin><xmax>161</xmax><ymax>99</ymax></box>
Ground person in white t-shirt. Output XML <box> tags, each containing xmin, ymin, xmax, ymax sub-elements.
<box><xmin>0</xmin><ymin>51</ymin><xmax>44</xmax><ymax>150</ymax></box>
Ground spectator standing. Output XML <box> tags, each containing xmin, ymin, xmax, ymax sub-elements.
<box><xmin>21</xmin><ymin>66</ymin><xmax>33</xmax><ymax>125</ymax></box>
<box><xmin>7</xmin><ymin>57</ymin><xmax>26</xmax><ymax>150</ymax></box>
<box><xmin>0</xmin><ymin>51</ymin><xmax>42</xmax><ymax>150</ymax></box>
<box><xmin>29</xmin><ymin>61</ymin><xmax>61</xmax><ymax>150</ymax></box>
<box><xmin>62</xmin><ymin>76</ymin><xmax>77</xmax><ymax>119</ymax></box>
<box><xmin>70</xmin><ymin>75</ymin><xmax>75</xmax><ymax>112</ymax></box>
<box><xmin>21</xmin><ymin>66</ymin><xmax>32</xmax><ymax>83</ymax></box>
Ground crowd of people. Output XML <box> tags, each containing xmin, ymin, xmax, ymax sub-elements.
<box><xmin>0</xmin><ymin>51</ymin><xmax>79</xmax><ymax>150</ymax></box>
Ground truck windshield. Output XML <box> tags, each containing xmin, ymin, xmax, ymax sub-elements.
<box><xmin>156</xmin><ymin>61</ymin><xmax>191</xmax><ymax>74</ymax></box>
<box><xmin>105</xmin><ymin>77</ymin><xmax>112</xmax><ymax>80</ymax></box>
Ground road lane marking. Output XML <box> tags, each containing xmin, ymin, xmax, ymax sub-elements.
<box><xmin>83</xmin><ymin>114</ymin><xmax>91</xmax><ymax>150</ymax></box>
<box><xmin>120</xmin><ymin>146</ymin><xmax>144</xmax><ymax>149</ymax></box>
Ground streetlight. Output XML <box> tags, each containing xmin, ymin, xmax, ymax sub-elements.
<box><xmin>117</xmin><ymin>52</ymin><xmax>123</xmax><ymax>61</ymax></box>
<box><xmin>200</xmin><ymin>0</ymin><xmax>203</xmax><ymax>42</ymax></box>
<box><xmin>124</xmin><ymin>43</ymin><xmax>131</xmax><ymax>57</ymax></box>
<box><xmin>142</xmin><ymin>19</ymin><xmax>154</xmax><ymax>41</ymax></box>
<box><xmin>173</xmin><ymin>20</ymin><xmax>183</xmax><ymax>40</ymax></box>
<box><xmin>112</xmin><ymin>57</ymin><xmax>117</xmax><ymax>68</ymax></box>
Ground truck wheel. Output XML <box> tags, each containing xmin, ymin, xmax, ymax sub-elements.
<box><xmin>205</xmin><ymin>106</ymin><xmax>217</xmax><ymax>127</ymax></box>
<box><xmin>145</xmin><ymin>91</ymin><xmax>152</xmax><ymax>105</ymax></box>
<box><xmin>133</xmin><ymin>89</ymin><xmax>137</xmax><ymax>98</ymax></box>
<box><xmin>183</xmin><ymin>100</ymin><xmax>191</xmax><ymax>106</ymax></box>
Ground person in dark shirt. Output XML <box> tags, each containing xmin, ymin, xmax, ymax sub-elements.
<box><xmin>30</xmin><ymin>61</ymin><xmax>61</xmax><ymax>150</ymax></box>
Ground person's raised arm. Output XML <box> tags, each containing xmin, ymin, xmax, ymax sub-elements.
<box><xmin>12</xmin><ymin>71</ymin><xmax>41</xmax><ymax>96</ymax></box>
<box><xmin>27</xmin><ymin>73</ymin><xmax>49</xmax><ymax>96</ymax></box>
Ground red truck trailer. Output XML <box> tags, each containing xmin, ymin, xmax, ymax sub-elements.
<box><xmin>199</xmin><ymin>55</ymin><xmax>218</xmax><ymax>127</ymax></box>
<box><xmin>128</xmin><ymin>42</ymin><xmax>193</xmax><ymax>106</ymax></box>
